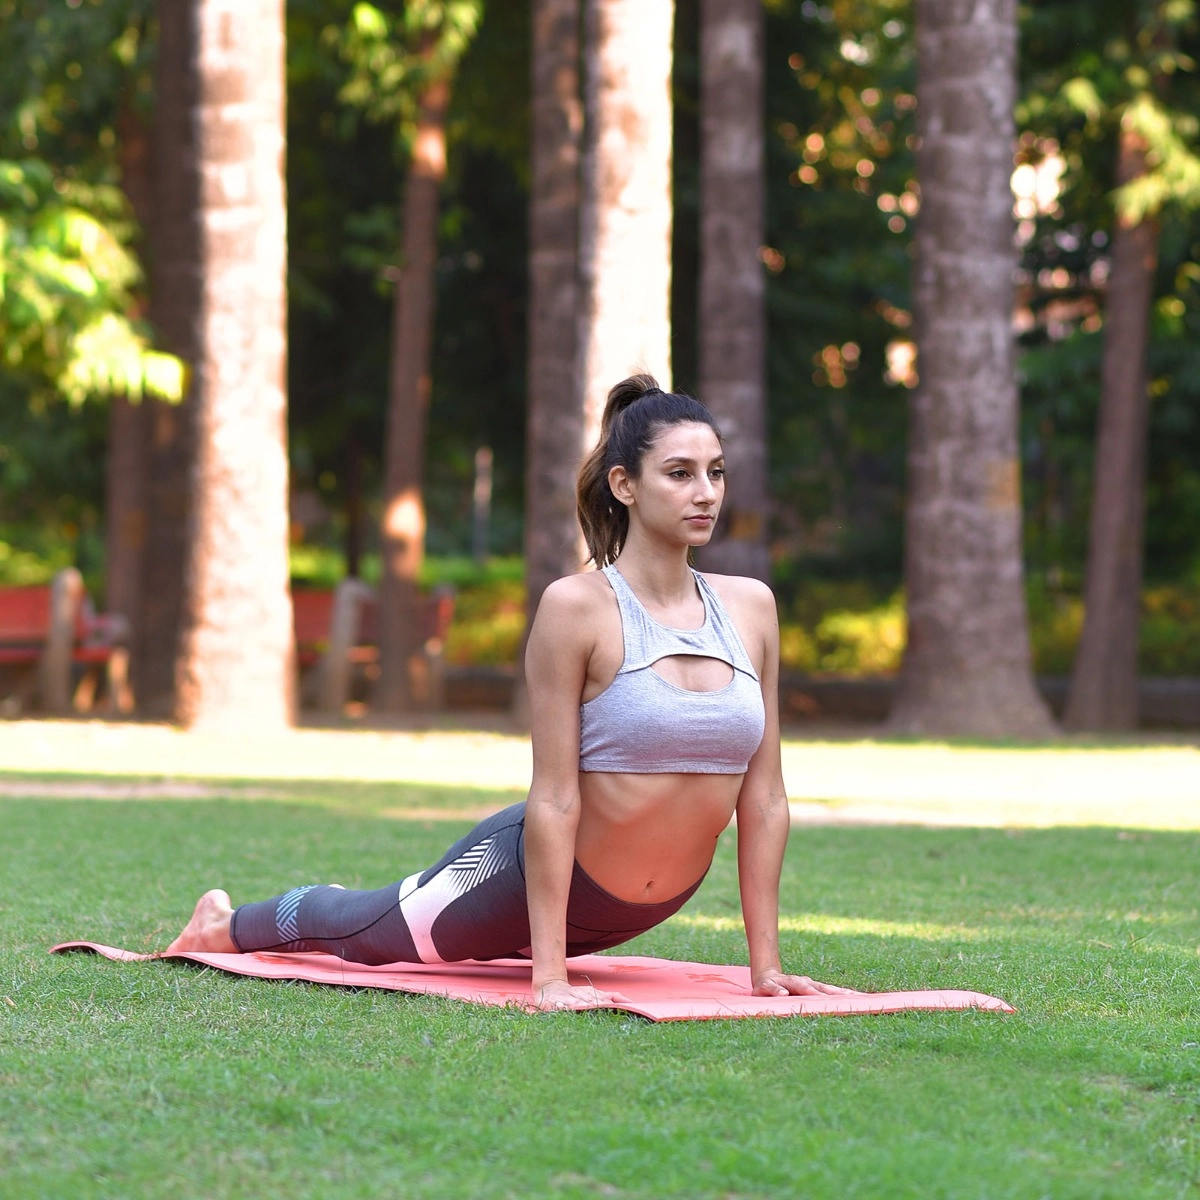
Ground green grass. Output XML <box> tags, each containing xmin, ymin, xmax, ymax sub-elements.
<box><xmin>2</xmin><ymin>780</ymin><xmax>1199</xmax><ymax>1199</ymax></box>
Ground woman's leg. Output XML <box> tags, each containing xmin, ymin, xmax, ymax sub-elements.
<box><xmin>165</xmin><ymin>801</ymin><xmax>706</xmax><ymax>965</ymax></box>
<box><xmin>168</xmin><ymin>802</ymin><xmax>532</xmax><ymax>966</ymax></box>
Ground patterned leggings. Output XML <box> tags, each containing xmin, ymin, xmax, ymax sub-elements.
<box><xmin>229</xmin><ymin>802</ymin><xmax>703</xmax><ymax>965</ymax></box>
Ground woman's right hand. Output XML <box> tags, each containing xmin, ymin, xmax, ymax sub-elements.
<box><xmin>533</xmin><ymin>978</ymin><xmax>633</xmax><ymax>1012</ymax></box>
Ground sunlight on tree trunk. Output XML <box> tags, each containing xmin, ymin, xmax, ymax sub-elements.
<box><xmin>1064</xmin><ymin>124</ymin><xmax>1159</xmax><ymax>731</ymax></box>
<box><xmin>515</xmin><ymin>0</ymin><xmax>585</xmax><ymax>721</ymax></box>
<box><xmin>376</xmin><ymin>76</ymin><xmax>450</xmax><ymax>712</ymax></box>
<box><xmin>696</xmin><ymin>0</ymin><xmax>769</xmax><ymax>582</ymax></box>
<box><xmin>135</xmin><ymin>0</ymin><xmax>199</xmax><ymax>719</ymax></box>
<box><xmin>578</xmin><ymin>0</ymin><xmax>674</xmax><ymax>448</ymax></box>
<box><xmin>888</xmin><ymin>0</ymin><xmax>1054</xmax><ymax>738</ymax></box>
<box><xmin>175</xmin><ymin>0</ymin><xmax>294</xmax><ymax>731</ymax></box>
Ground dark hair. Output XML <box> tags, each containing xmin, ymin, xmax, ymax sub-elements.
<box><xmin>576</xmin><ymin>373</ymin><xmax>722</xmax><ymax>567</ymax></box>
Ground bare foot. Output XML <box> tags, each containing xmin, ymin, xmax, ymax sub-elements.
<box><xmin>164</xmin><ymin>889</ymin><xmax>238</xmax><ymax>955</ymax></box>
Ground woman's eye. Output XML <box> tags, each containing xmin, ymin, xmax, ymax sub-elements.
<box><xmin>710</xmin><ymin>468</ymin><xmax>725</xmax><ymax>479</ymax></box>
<box><xmin>671</xmin><ymin>469</ymin><xmax>689</xmax><ymax>479</ymax></box>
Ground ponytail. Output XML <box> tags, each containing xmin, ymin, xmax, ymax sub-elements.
<box><xmin>576</xmin><ymin>374</ymin><xmax>721</xmax><ymax>567</ymax></box>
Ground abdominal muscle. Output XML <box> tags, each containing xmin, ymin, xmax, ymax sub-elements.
<box><xmin>571</xmin><ymin>769</ymin><xmax>743</xmax><ymax>903</ymax></box>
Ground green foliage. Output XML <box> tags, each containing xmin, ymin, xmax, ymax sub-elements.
<box><xmin>759</xmin><ymin>0</ymin><xmax>916</xmax><ymax>575</ymax></box>
<box><xmin>778</xmin><ymin>582</ymin><xmax>905</xmax><ymax>675</ymax></box>
<box><xmin>335</xmin><ymin>0</ymin><xmax>483</xmax><ymax>138</ymax></box>
<box><xmin>1117</xmin><ymin>91</ymin><xmax>1200</xmax><ymax>221</ymax></box>
<box><xmin>0</xmin><ymin>158</ymin><xmax>182</xmax><ymax>406</ymax></box>
<box><xmin>1140</xmin><ymin>584</ymin><xmax>1200</xmax><ymax>672</ymax></box>
<box><xmin>444</xmin><ymin>574</ymin><xmax>525</xmax><ymax>666</ymax></box>
<box><xmin>0</xmin><ymin>529</ymin><xmax>70</xmax><ymax>585</ymax></box>
<box><xmin>286</xmin><ymin>1</ymin><xmax>528</xmax><ymax>566</ymax></box>
<box><xmin>1018</xmin><ymin>0</ymin><xmax>1200</xmax><ymax>585</ymax></box>
<box><xmin>0</xmin><ymin>0</ymin><xmax>176</xmax><ymax>412</ymax></box>
<box><xmin>775</xmin><ymin>579</ymin><xmax>1200</xmax><ymax>677</ymax></box>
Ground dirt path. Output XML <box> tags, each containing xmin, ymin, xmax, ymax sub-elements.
<box><xmin>1</xmin><ymin>718</ymin><xmax>1198</xmax><ymax>829</ymax></box>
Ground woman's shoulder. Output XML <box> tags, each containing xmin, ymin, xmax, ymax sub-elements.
<box><xmin>696</xmin><ymin>570</ymin><xmax>777</xmax><ymax>617</ymax></box>
<box><xmin>535</xmin><ymin>569</ymin><xmax>616</xmax><ymax>623</ymax></box>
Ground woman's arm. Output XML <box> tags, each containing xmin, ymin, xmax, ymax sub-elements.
<box><xmin>522</xmin><ymin>578</ymin><xmax>630</xmax><ymax>1010</ymax></box>
<box><xmin>733</xmin><ymin>580</ymin><xmax>857</xmax><ymax>997</ymax></box>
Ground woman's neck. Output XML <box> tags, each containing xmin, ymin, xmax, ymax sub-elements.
<box><xmin>611</xmin><ymin>541</ymin><xmax>696</xmax><ymax>608</ymax></box>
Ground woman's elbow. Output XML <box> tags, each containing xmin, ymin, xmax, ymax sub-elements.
<box><xmin>526</xmin><ymin>782</ymin><xmax>582</xmax><ymax>823</ymax></box>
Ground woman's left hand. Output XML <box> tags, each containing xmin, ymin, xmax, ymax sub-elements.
<box><xmin>751</xmin><ymin>969</ymin><xmax>862</xmax><ymax>997</ymax></box>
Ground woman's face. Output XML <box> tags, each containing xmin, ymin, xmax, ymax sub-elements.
<box><xmin>610</xmin><ymin>421</ymin><xmax>725</xmax><ymax>548</ymax></box>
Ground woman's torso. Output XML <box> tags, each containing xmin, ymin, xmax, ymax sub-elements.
<box><xmin>571</xmin><ymin>565</ymin><xmax>766</xmax><ymax>902</ymax></box>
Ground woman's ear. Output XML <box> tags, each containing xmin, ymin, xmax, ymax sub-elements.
<box><xmin>608</xmin><ymin>464</ymin><xmax>635</xmax><ymax>508</ymax></box>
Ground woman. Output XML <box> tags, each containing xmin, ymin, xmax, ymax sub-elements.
<box><xmin>167</xmin><ymin>375</ymin><xmax>853</xmax><ymax>1010</ymax></box>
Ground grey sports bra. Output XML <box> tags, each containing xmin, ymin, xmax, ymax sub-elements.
<box><xmin>579</xmin><ymin>565</ymin><xmax>766</xmax><ymax>774</ymax></box>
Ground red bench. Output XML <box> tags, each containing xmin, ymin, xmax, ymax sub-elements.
<box><xmin>292</xmin><ymin>580</ymin><xmax>455</xmax><ymax>712</ymax></box>
<box><xmin>0</xmin><ymin>569</ymin><xmax>131</xmax><ymax>714</ymax></box>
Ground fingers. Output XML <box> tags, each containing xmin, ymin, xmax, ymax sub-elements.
<box><xmin>533</xmin><ymin>984</ymin><xmax>634</xmax><ymax>1012</ymax></box>
<box><xmin>753</xmin><ymin>974</ymin><xmax>863</xmax><ymax>997</ymax></box>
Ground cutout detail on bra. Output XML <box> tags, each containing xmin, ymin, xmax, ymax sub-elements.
<box><xmin>647</xmin><ymin>653</ymin><xmax>734</xmax><ymax>694</ymax></box>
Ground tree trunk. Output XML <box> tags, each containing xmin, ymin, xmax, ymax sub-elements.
<box><xmin>344</xmin><ymin>429</ymin><xmax>364</xmax><ymax>580</ymax></box>
<box><xmin>888</xmin><ymin>0</ymin><xmax>1054</xmax><ymax>738</ymax></box>
<box><xmin>135</xmin><ymin>0</ymin><xmax>200</xmax><ymax>718</ymax></box>
<box><xmin>525</xmin><ymin>0</ymin><xmax>584</xmax><ymax>608</ymax></box>
<box><xmin>578</xmin><ymin>0</ymin><xmax>675</xmax><ymax>448</ymax></box>
<box><xmin>1063</xmin><ymin>125</ymin><xmax>1159</xmax><ymax>731</ymax></box>
<box><xmin>695</xmin><ymin>0</ymin><xmax>769</xmax><ymax>582</ymax></box>
<box><xmin>376</xmin><ymin>76</ymin><xmax>451</xmax><ymax>712</ymax></box>
<box><xmin>518</xmin><ymin>0</ymin><xmax>584</xmax><ymax>720</ymax></box>
<box><xmin>105</xmin><ymin>100</ymin><xmax>153</xmax><ymax>649</ymax></box>
<box><xmin>104</xmin><ymin>397</ymin><xmax>148</xmax><ymax>631</ymax></box>
<box><xmin>174</xmin><ymin>0</ymin><xmax>294</xmax><ymax>731</ymax></box>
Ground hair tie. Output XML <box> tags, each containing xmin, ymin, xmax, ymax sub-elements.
<box><xmin>639</xmin><ymin>387</ymin><xmax>665</xmax><ymax>399</ymax></box>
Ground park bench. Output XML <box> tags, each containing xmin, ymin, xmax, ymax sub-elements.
<box><xmin>0</xmin><ymin>568</ymin><xmax>131</xmax><ymax>715</ymax></box>
<box><xmin>293</xmin><ymin>578</ymin><xmax>455</xmax><ymax>713</ymax></box>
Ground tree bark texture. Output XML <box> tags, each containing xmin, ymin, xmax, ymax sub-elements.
<box><xmin>376</xmin><ymin>76</ymin><xmax>451</xmax><ymax>712</ymax></box>
<box><xmin>888</xmin><ymin>0</ymin><xmax>1054</xmax><ymax>737</ymax></box>
<box><xmin>578</xmin><ymin>0</ymin><xmax>674</xmax><ymax>448</ymax></box>
<box><xmin>1064</xmin><ymin>125</ymin><xmax>1159</xmax><ymax>731</ymax></box>
<box><xmin>525</xmin><ymin>0</ymin><xmax>584</xmax><ymax>617</ymax></box>
<box><xmin>105</xmin><ymin>101</ymin><xmax>153</xmax><ymax>644</ymax></box>
<box><xmin>695</xmin><ymin>0</ymin><xmax>770</xmax><ymax>582</ymax></box>
<box><xmin>104</xmin><ymin>396</ymin><xmax>148</xmax><ymax>632</ymax></box>
<box><xmin>514</xmin><ymin>0</ymin><xmax>585</xmax><ymax>722</ymax></box>
<box><xmin>174</xmin><ymin>0</ymin><xmax>294</xmax><ymax>730</ymax></box>
<box><xmin>135</xmin><ymin>0</ymin><xmax>200</xmax><ymax>718</ymax></box>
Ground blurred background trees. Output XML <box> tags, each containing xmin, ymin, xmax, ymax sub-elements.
<box><xmin>2</xmin><ymin>0</ymin><xmax>1198</xmax><ymax>733</ymax></box>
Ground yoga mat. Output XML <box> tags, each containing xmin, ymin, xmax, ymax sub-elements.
<box><xmin>51</xmin><ymin>941</ymin><xmax>1014</xmax><ymax>1021</ymax></box>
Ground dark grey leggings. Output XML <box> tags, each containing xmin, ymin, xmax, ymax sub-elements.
<box><xmin>229</xmin><ymin>802</ymin><xmax>703</xmax><ymax>965</ymax></box>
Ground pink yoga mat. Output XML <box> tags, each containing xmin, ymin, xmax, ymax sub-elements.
<box><xmin>51</xmin><ymin>941</ymin><xmax>1014</xmax><ymax>1021</ymax></box>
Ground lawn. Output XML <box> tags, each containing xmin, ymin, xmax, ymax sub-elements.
<box><xmin>2</xmin><ymin>771</ymin><xmax>1199</xmax><ymax>1199</ymax></box>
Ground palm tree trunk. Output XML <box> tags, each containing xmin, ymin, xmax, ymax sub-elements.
<box><xmin>174</xmin><ymin>0</ymin><xmax>294</xmax><ymax>730</ymax></box>
<box><xmin>105</xmin><ymin>99</ymin><xmax>153</xmax><ymax>654</ymax></box>
<box><xmin>696</xmin><ymin>0</ymin><xmax>769</xmax><ymax>582</ymax></box>
<box><xmin>578</xmin><ymin>0</ymin><xmax>675</xmax><ymax>446</ymax></box>
<box><xmin>524</xmin><ymin>0</ymin><xmax>584</xmax><ymax>621</ymax></box>
<box><xmin>888</xmin><ymin>0</ymin><xmax>1054</xmax><ymax>737</ymax></box>
<box><xmin>376</xmin><ymin>75</ymin><xmax>451</xmax><ymax>712</ymax></box>
<box><xmin>135</xmin><ymin>0</ymin><xmax>199</xmax><ymax>718</ymax></box>
<box><xmin>1064</xmin><ymin>124</ymin><xmax>1159</xmax><ymax>730</ymax></box>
